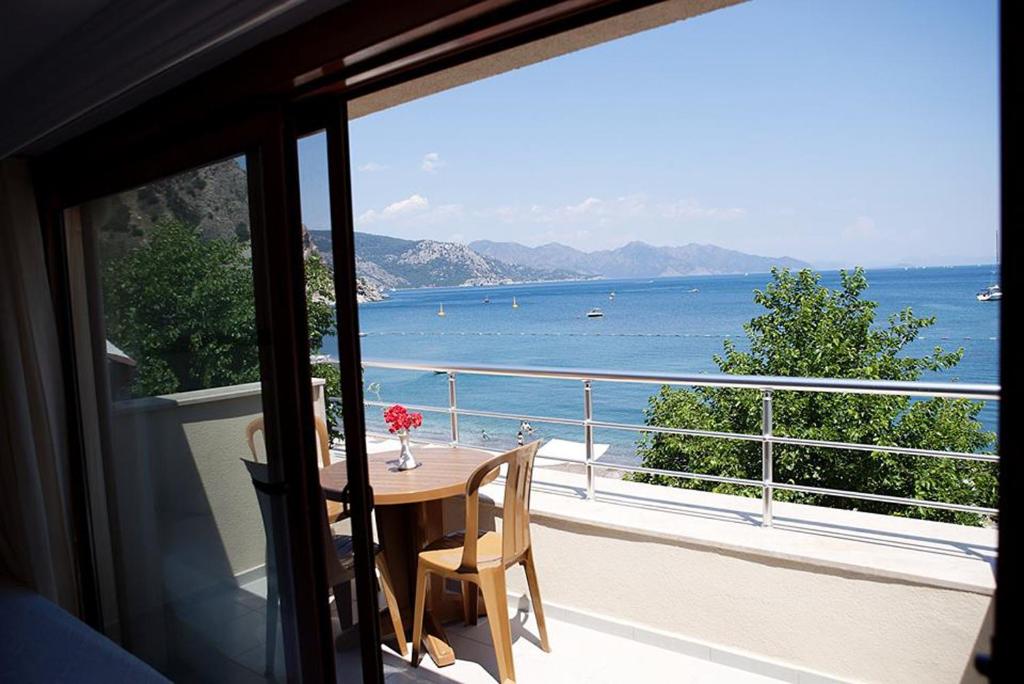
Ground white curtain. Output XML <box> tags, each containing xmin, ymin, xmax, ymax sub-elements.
<box><xmin>0</xmin><ymin>158</ymin><xmax>79</xmax><ymax>613</ymax></box>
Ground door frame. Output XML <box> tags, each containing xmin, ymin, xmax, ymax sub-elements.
<box><xmin>35</xmin><ymin>103</ymin><xmax>351</xmax><ymax>681</ymax></box>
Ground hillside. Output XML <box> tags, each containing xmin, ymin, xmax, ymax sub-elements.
<box><xmin>92</xmin><ymin>158</ymin><xmax>388</xmax><ymax>301</ymax></box>
<box><xmin>308</xmin><ymin>231</ymin><xmax>581</xmax><ymax>290</ymax></box>
<box><xmin>90</xmin><ymin>158</ymin><xmax>250</xmax><ymax>262</ymax></box>
<box><xmin>470</xmin><ymin>239</ymin><xmax>810</xmax><ymax>278</ymax></box>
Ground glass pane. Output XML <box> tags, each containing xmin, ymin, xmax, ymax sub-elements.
<box><xmin>298</xmin><ymin>131</ymin><xmax>369</xmax><ymax>682</ymax></box>
<box><xmin>70</xmin><ymin>157</ymin><xmax>293</xmax><ymax>681</ymax></box>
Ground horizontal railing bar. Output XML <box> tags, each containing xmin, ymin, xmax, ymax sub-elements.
<box><xmin>769</xmin><ymin>482</ymin><xmax>997</xmax><ymax>515</ymax></box>
<box><xmin>362</xmin><ymin>359</ymin><xmax>1000</xmax><ymax>400</ymax></box>
<box><xmin>590</xmin><ymin>419</ymin><xmax>763</xmax><ymax>443</ymax></box>
<box><xmin>453</xmin><ymin>407</ymin><xmax>584</xmax><ymax>427</ymax></box>
<box><xmin>590</xmin><ymin>420</ymin><xmax>999</xmax><ymax>462</ymax></box>
<box><xmin>590</xmin><ymin>461</ymin><xmax>764</xmax><ymax>489</ymax></box>
<box><xmin>364</xmin><ymin>400</ymin><xmax>449</xmax><ymax>414</ymax></box>
<box><xmin>768</xmin><ymin>435</ymin><xmax>999</xmax><ymax>463</ymax></box>
<box><xmin>530</xmin><ymin>453</ymin><xmax>586</xmax><ymax>465</ymax></box>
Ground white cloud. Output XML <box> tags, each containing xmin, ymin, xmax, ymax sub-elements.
<box><xmin>478</xmin><ymin>194</ymin><xmax>739</xmax><ymax>228</ymax></box>
<box><xmin>358</xmin><ymin>162</ymin><xmax>387</xmax><ymax>172</ymax></box>
<box><xmin>565</xmin><ymin>197</ymin><xmax>604</xmax><ymax>216</ymax></box>
<box><xmin>842</xmin><ymin>216</ymin><xmax>879</xmax><ymax>241</ymax></box>
<box><xmin>357</xmin><ymin>194</ymin><xmax>430</xmax><ymax>224</ymax></box>
<box><xmin>659</xmin><ymin>198</ymin><xmax>746</xmax><ymax>221</ymax></box>
<box><xmin>421</xmin><ymin>152</ymin><xmax>445</xmax><ymax>173</ymax></box>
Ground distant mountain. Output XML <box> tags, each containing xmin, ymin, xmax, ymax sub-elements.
<box><xmin>309</xmin><ymin>231</ymin><xmax>581</xmax><ymax>290</ymax></box>
<box><xmin>92</xmin><ymin>158</ymin><xmax>809</xmax><ymax>293</ymax></box>
<box><xmin>470</xmin><ymin>239</ymin><xmax>810</xmax><ymax>278</ymax></box>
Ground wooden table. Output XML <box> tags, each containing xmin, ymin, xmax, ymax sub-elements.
<box><xmin>320</xmin><ymin>446</ymin><xmax>497</xmax><ymax>667</ymax></box>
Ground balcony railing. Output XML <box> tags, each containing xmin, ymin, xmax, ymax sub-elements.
<box><xmin>358</xmin><ymin>359</ymin><xmax>1000</xmax><ymax>526</ymax></box>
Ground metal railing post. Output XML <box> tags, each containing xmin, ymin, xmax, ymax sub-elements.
<box><xmin>447</xmin><ymin>371</ymin><xmax>459</xmax><ymax>446</ymax></box>
<box><xmin>583</xmin><ymin>379</ymin><xmax>595</xmax><ymax>500</ymax></box>
<box><xmin>761</xmin><ymin>388</ymin><xmax>774</xmax><ymax>527</ymax></box>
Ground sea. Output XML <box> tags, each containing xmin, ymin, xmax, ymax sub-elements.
<box><xmin>322</xmin><ymin>265</ymin><xmax>1000</xmax><ymax>463</ymax></box>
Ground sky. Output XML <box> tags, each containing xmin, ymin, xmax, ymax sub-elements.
<box><xmin>297</xmin><ymin>0</ymin><xmax>999</xmax><ymax>268</ymax></box>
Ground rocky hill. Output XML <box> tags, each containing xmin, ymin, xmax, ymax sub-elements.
<box><xmin>470</xmin><ymin>239</ymin><xmax>810</xmax><ymax>278</ymax></box>
<box><xmin>308</xmin><ymin>230</ymin><xmax>580</xmax><ymax>290</ymax></box>
<box><xmin>91</xmin><ymin>158</ymin><xmax>390</xmax><ymax>302</ymax></box>
<box><xmin>90</xmin><ymin>158</ymin><xmax>250</xmax><ymax>262</ymax></box>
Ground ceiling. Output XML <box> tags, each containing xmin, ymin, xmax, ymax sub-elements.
<box><xmin>0</xmin><ymin>0</ymin><xmax>345</xmax><ymax>157</ymax></box>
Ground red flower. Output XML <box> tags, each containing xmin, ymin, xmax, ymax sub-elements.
<box><xmin>383</xmin><ymin>404</ymin><xmax>423</xmax><ymax>433</ymax></box>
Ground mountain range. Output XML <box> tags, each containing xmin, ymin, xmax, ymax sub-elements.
<box><xmin>93</xmin><ymin>157</ymin><xmax>812</xmax><ymax>297</ymax></box>
<box><xmin>307</xmin><ymin>231</ymin><xmax>581</xmax><ymax>291</ymax></box>
<box><xmin>469</xmin><ymin>239</ymin><xmax>810</xmax><ymax>279</ymax></box>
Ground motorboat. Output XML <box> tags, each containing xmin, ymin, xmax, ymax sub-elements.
<box><xmin>586</xmin><ymin>308</ymin><xmax>604</xmax><ymax>318</ymax></box>
<box><xmin>976</xmin><ymin>285</ymin><xmax>1002</xmax><ymax>302</ymax></box>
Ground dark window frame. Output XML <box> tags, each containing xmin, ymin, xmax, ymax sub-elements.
<box><xmin>32</xmin><ymin>1</ymin><xmax>1017</xmax><ymax>680</ymax></box>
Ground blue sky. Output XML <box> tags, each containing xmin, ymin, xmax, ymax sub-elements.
<box><xmin>298</xmin><ymin>0</ymin><xmax>999</xmax><ymax>267</ymax></box>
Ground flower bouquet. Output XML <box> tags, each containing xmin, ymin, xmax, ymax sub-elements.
<box><xmin>384</xmin><ymin>404</ymin><xmax>423</xmax><ymax>470</ymax></box>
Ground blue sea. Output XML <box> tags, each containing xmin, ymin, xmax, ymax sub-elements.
<box><xmin>323</xmin><ymin>265</ymin><xmax>1000</xmax><ymax>462</ymax></box>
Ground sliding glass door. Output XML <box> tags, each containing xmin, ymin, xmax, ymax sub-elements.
<box><xmin>55</xmin><ymin>107</ymin><xmax>379</xmax><ymax>682</ymax></box>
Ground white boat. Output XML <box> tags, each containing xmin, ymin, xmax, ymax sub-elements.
<box><xmin>437</xmin><ymin>303</ymin><xmax>446</xmax><ymax>317</ymax></box>
<box><xmin>608</xmin><ymin>291</ymin><xmax>616</xmax><ymax>300</ymax></box>
<box><xmin>976</xmin><ymin>285</ymin><xmax>1002</xmax><ymax>302</ymax></box>
<box><xmin>977</xmin><ymin>229</ymin><xmax>1001</xmax><ymax>302</ymax></box>
<box><xmin>512</xmin><ymin>297</ymin><xmax>519</xmax><ymax>309</ymax></box>
<box><xmin>586</xmin><ymin>308</ymin><xmax>604</xmax><ymax>318</ymax></box>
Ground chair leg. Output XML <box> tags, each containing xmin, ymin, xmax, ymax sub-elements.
<box><xmin>333</xmin><ymin>582</ymin><xmax>353</xmax><ymax>631</ymax></box>
<box><xmin>479</xmin><ymin>566</ymin><xmax>515</xmax><ymax>684</ymax></box>
<box><xmin>462</xmin><ymin>581</ymin><xmax>479</xmax><ymax>626</ymax></box>
<box><xmin>410</xmin><ymin>565</ymin><xmax>429</xmax><ymax>666</ymax></box>
<box><xmin>376</xmin><ymin>553</ymin><xmax>407</xmax><ymax>657</ymax></box>
<box><xmin>522</xmin><ymin>551</ymin><xmax>550</xmax><ymax>652</ymax></box>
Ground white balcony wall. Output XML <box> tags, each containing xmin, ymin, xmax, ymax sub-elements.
<box><xmin>108</xmin><ymin>378</ymin><xmax>327</xmax><ymax>603</ymax></box>
<box><xmin>467</xmin><ymin>467</ymin><xmax>995</xmax><ymax>684</ymax></box>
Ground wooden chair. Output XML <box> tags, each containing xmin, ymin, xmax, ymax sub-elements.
<box><xmin>410</xmin><ymin>442</ymin><xmax>549</xmax><ymax>683</ymax></box>
<box><xmin>245</xmin><ymin>415</ymin><xmax>347</xmax><ymax>523</ymax></box>
<box><xmin>241</xmin><ymin>457</ymin><xmax>407</xmax><ymax>676</ymax></box>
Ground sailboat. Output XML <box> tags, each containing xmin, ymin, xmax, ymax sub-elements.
<box><xmin>437</xmin><ymin>303</ymin><xmax>446</xmax><ymax>317</ymax></box>
<box><xmin>977</xmin><ymin>228</ymin><xmax>1001</xmax><ymax>302</ymax></box>
<box><xmin>512</xmin><ymin>297</ymin><xmax>519</xmax><ymax>309</ymax></box>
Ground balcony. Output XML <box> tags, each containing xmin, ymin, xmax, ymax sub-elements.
<box><xmin>107</xmin><ymin>363</ymin><xmax>997</xmax><ymax>683</ymax></box>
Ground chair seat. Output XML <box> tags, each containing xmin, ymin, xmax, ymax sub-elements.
<box><xmin>326</xmin><ymin>499</ymin><xmax>348</xmax><ymax>523</ymax></box>
<box><xmin>419</xmin><ymin>530</ymin><xmax>504</xmax><ymax>572</ymax></box>
<box><xmin>329</xmin><ymin>534</ymin><xmax>381</xmax><ymax>584</ymax></box>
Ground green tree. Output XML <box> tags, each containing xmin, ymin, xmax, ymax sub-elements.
<box><xmin>104</xmin><ymin>219</ymin><xmax>336</xmax><ymax>398</ymax></box>
<box><xmin>632</xmin><ymin>268</ymin><xmax>997</xmax><ymax>525</ymax></box>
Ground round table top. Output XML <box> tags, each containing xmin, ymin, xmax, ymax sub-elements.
<box><xmin>320</xmin><ymin>446</ymin><xmax>497</xmax><ymax>506</ymax></box>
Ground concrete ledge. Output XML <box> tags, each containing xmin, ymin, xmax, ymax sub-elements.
<box><xmin>482</xmin><ymin>466</ymin><xmax>996</xmax><ymax>596</ymax></box>
<box><xmin>113</xmin><ymin>378</ymin><xmax>325</xmax><ymax>414</ymax></box>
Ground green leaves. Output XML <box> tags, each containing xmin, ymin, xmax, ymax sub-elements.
<box><xmin>103</xmin><ymin>218</ymin><xmax>337</xmax><ymax>399</ymax></box>
<box><xmin>632</xmin><ymin>267</ymin><xmax>997</xmax><ymax>525</ymax></box>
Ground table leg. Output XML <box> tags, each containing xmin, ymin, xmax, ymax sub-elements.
<box><xmin>375</xmin><ymin>501</ymin><xmax>462</xmax><ymax>667</ymax></box>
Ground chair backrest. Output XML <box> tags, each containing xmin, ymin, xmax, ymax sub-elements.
<box><xmin>241</xmin><ymin>456</ymin><xmax>347</xmax><ymax>587</ymax></box>
<box><xmin>459</xmin><ymin>442</ymin><xmax>540</xmax><ymax>572</ymax></box>
<box><xmin>245</xmin><ymin>415</ymin><xmax>332</xmax><ymax>468</ymax></box>
<box><xmin>240</xmin><ymin>458</ymin><xmax>277</xmax><ymax>572</ymax></box>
